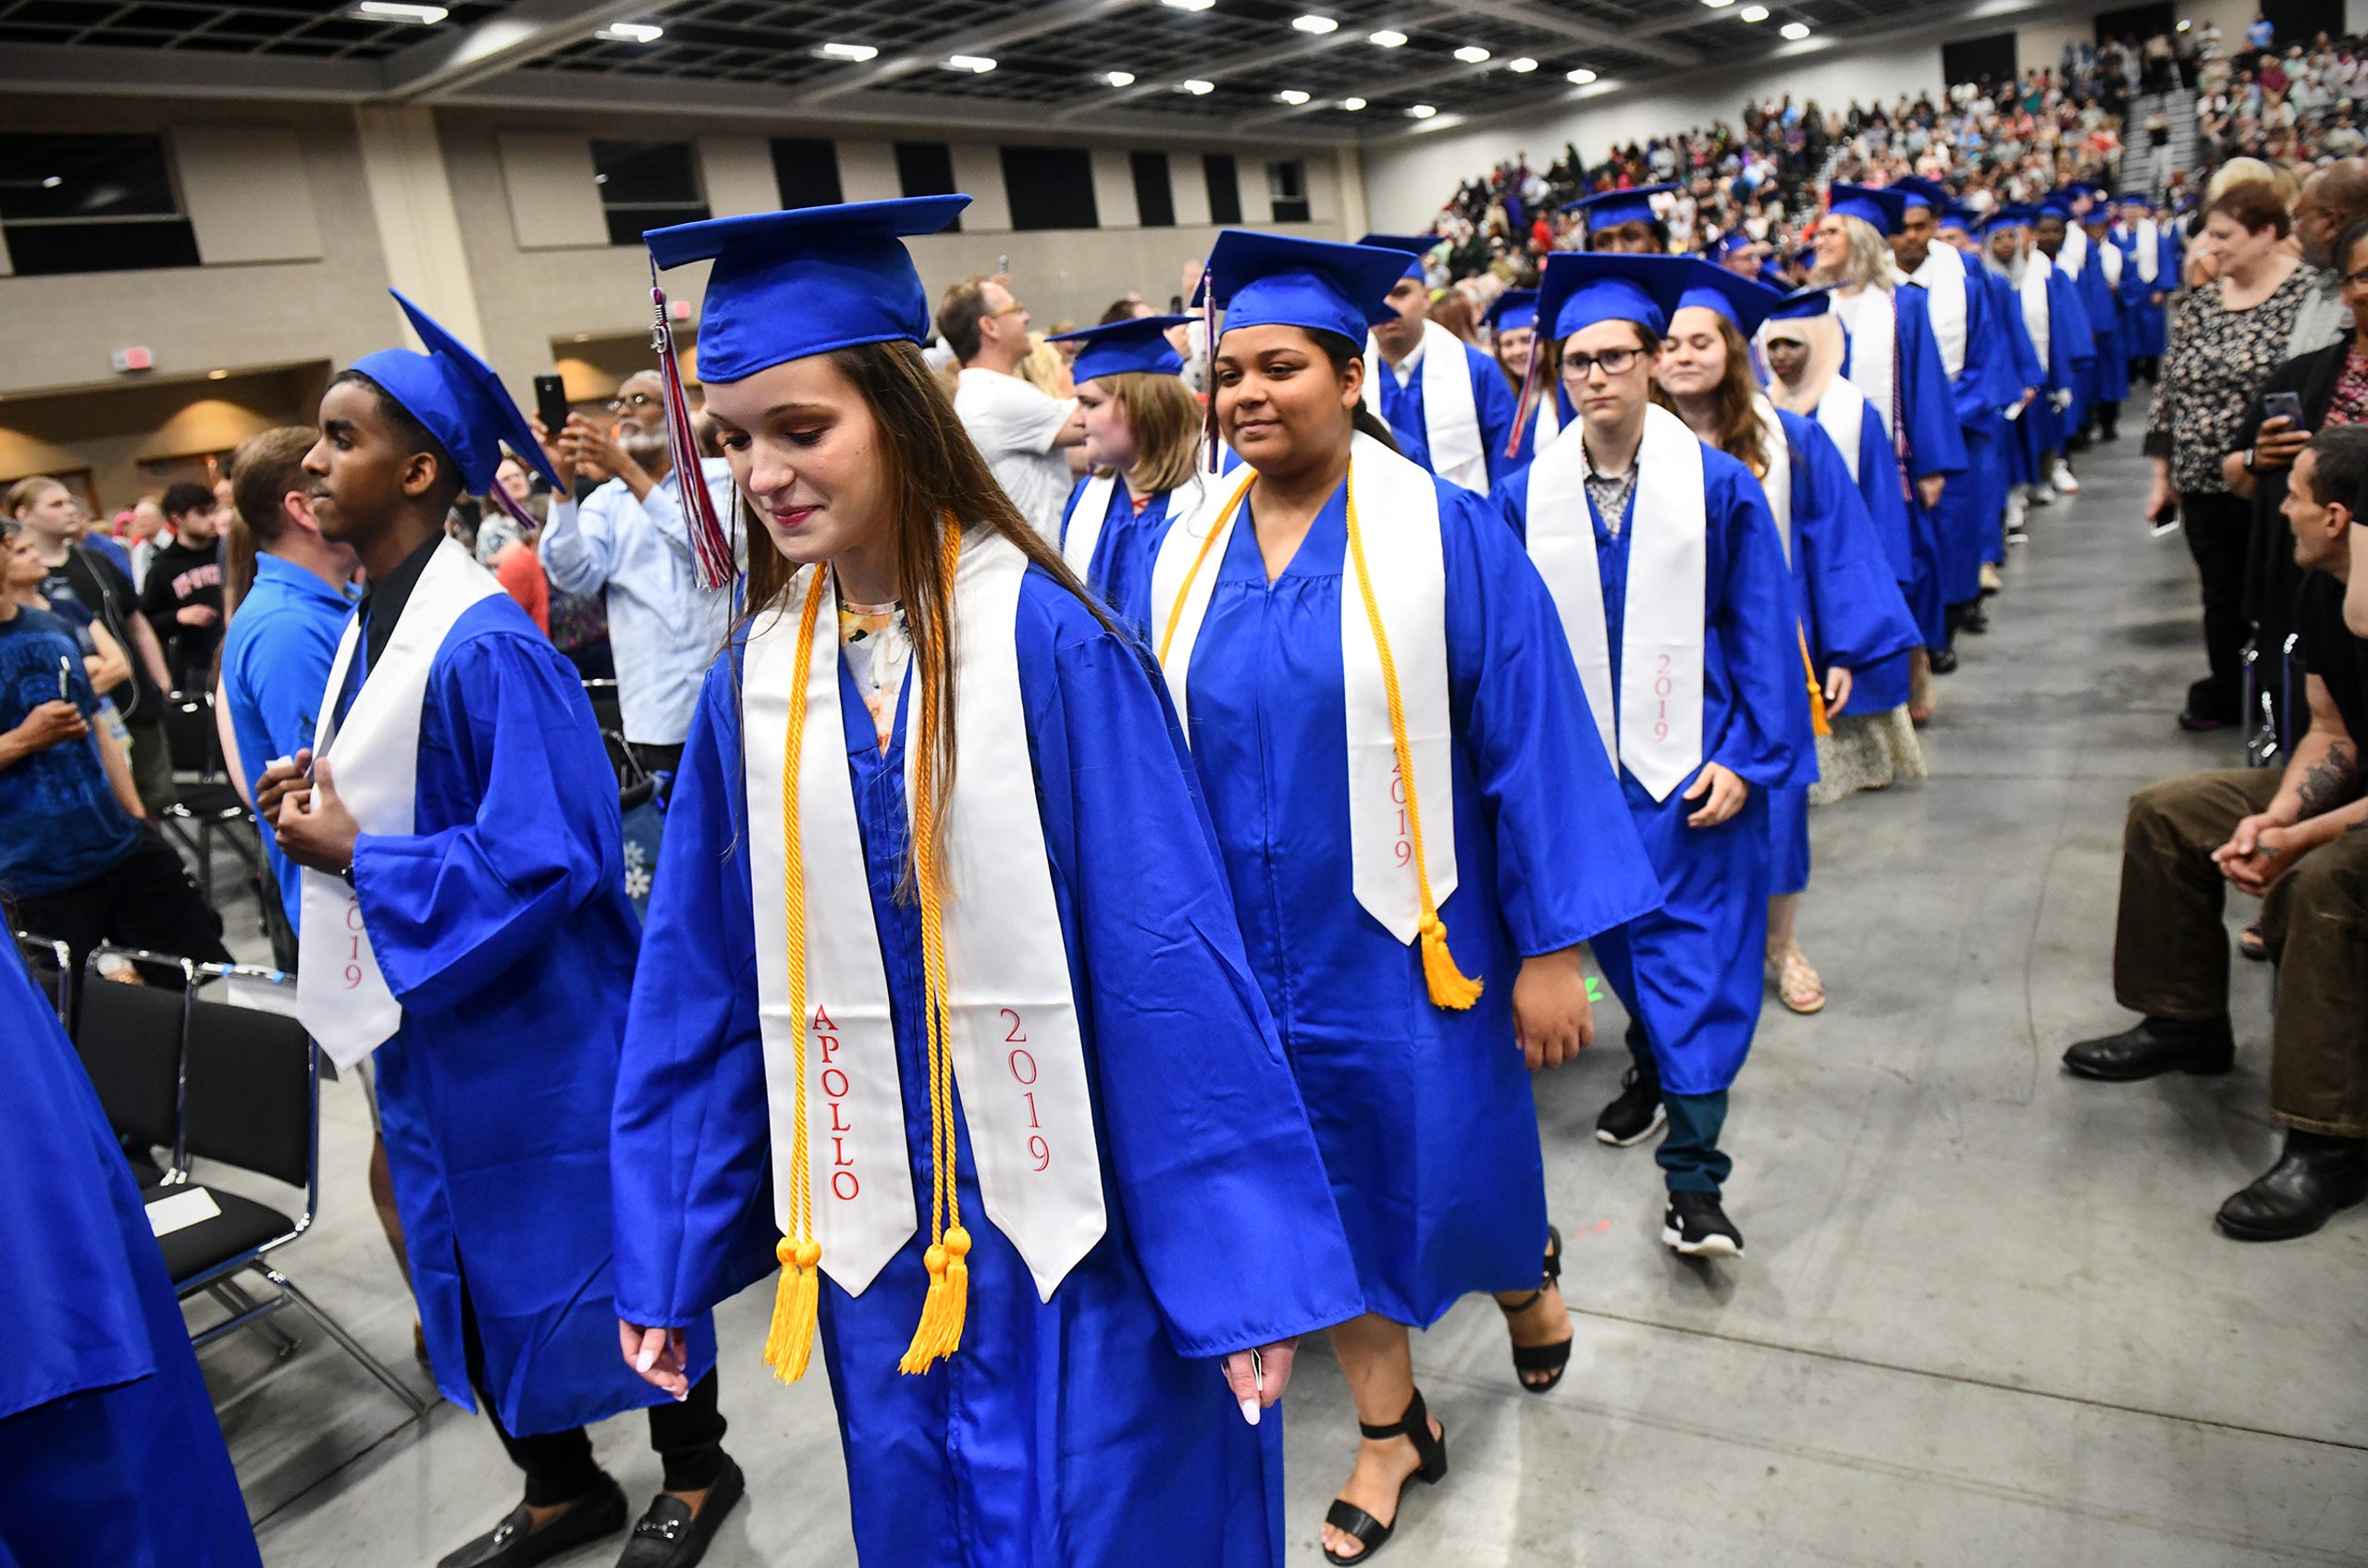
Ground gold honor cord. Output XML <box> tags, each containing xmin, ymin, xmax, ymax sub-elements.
<box><xmin>762</xmin><ymin>522</ymin><xmax>972</xmax><ymax>1387</ymax></box>
<box><xmin>1157</xmin><ymin>466</ymin><xmax>1482</xmax><ymax>1010</ymax></box>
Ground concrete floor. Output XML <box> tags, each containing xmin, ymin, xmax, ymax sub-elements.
<box><xmin>190</xmin><ymin>418</ymin><xmax>2368</xmax><ymax>1567</ymax></box>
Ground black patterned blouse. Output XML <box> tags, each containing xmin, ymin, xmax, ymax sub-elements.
<box><xmin>2148</xmin><ymin>264</ymin><xmax>2325</xmax><ymax>494</ymax></box>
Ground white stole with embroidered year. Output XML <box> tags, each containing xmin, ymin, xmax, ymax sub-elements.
<box><xmin>1153</xmin><ymin>433</ymin><xmax>1459</xmax><ymax>941</ymax></box>
<box><xmin>1365</xmin><ymin>317</ymin><xmax>1489</xmax><ymax>496</ymax></box>
<box><xmin>1911</xmin><ymin>246</ymin><xmax>1968</xmax><ymax>380</ymax></box>
<box><xmin>1837</xmin><ymin>287</ymin><xmax>1898</xmax><ymax>439</ymax></box>
<box><xmin>743</xmin><ymin>530</ymin><xmax>1105</xmax><ymax>1300</ymax></box>
<box><xmin>297</xmin><ymin>538</ymin><xmax>500</xmax><ymax>1070</ymax></box>
<box><xmin>1521</xmin><ymin>402</ymin><xmax>1708</xmax><ymax>802</ymax></box>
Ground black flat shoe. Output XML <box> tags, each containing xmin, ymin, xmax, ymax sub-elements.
<box><xmin>439</xmin><ymin>1478</ymin><xmax>628</xmax><ymax>1568</ymax></box>
<box><xmin>1928</xmin><ymin>646</ymin><xmax>1961</xmax><ymax>674</ymax></box>
<box><xmin>2215</xmin><ymin>1132</ymin><xmax>2368</xmax><ymax>1241</ymax></box>
<box><xmin>618</xmin><ymin>1457</ymin><xmax>746</xmax><ymax>1568</ymax></box>
<box><xmin>1498</xmin><ymin>1226</ymin><xmax>1572</xmax><ymax>1394</ymax></box>
<box><xmin>1323</xmin><ymin>1389</ymin><xmax>1449</xmax><ymax>1565</ymax></box>
<box><xmin>2177</xmin><ymin>707</ymin><xmax>2234</xmax><ymax>733</ymax></box>
<box><xmin>2237</xmin><ymin>923</ymin><xmax>2269</xmax><ymax>962</ymax></box>
<box><xmin>2061</xmin><ymin>1017</ymin><xmax>2235</xmax><ymax>1081</ymax></box>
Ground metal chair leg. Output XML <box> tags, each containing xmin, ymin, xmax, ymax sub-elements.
<box><xmin>265</xmin><ymin>1267</ymin><xmax>431</xmax><ymax>1417</ymax></box>
<box><xmin>209</xmin><ymin>1278</ymin><xmax>300</xmax><ymax>1359</ymax></box>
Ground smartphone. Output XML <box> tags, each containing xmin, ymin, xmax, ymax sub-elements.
<box><xmin>2149</xmin><ymin>495</ymin><xmax>2180</xmax><ymax>537</ymax></box>
<box><xmin>534</xmin><ymin>374</ymin><xmax>571</xmax><ymax>437</ymax></box>
<box><xmin>2262</xmin><ymin>389</ymin><xmax>2306</xmax><ymax>431</ymax></box>
<box><xmin>57</xmin><ymin>656</ymin><xmax>72</xmax><ymax>704</ymax></box>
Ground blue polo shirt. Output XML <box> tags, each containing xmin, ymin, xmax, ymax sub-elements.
<box><xmin>221</xmin><ymin>552</ymin><xmax>354</xmax><ymax>932</ymax></box>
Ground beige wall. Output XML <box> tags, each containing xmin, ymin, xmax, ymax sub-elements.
<box><xmin>3</xmin><ymin>97</ymin><xmax>1339</xmax><ymax>493</ymax></box>
<box><xmin>0</xmin><ymin>364</ymin><xmax>327</xmax><ymax>512</ymax></box>
<box><xmin>2018</xmin><ymin>19</ymin><xmax>2097</xmax><ymax>75</ymax></box>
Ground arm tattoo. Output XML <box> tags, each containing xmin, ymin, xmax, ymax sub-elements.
<box><xmin>2295</xmin><ymin>738</ymin><xmax>2361</xmax><ymax>820</ymax></box>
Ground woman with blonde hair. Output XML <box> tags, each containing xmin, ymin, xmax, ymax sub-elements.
<box><xmin>1047</xmin><ymin>313</ymin><xmax>1209</xmax><ymax>622</ymax></box>
<box><xmin>610</xmin><ymin>196</ymin><xmax>1361</xmax><ymax>1568</ymax></box>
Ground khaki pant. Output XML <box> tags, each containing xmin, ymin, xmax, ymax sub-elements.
<box><xmin>2114</xmin><ymin>769</ymin><xmax>2368</xmax><ymax>1138</ymax></box>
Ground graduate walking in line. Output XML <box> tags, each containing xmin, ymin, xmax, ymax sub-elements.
<box><xmin>1658</xmin><ymin>264</ymin><xmax>1919</xmax><ymax>1017</ymax></box>
<box><xmin>607</xmin><ymin>197</ymin><xmax>1363</xmax><ymax>1568</ymax></box>
<box><xmin>1132</xmin><ymin>231</ymin><xmax>1662</xmax><ymax>1564</ymax></box>
<box><xmin>1356</xmin><ymin>233</ymin><xmax>1520</xmax><ymax>494</ymax></box>
<box><xmin>1485</xmin><ymin>289</ymin><xmax>1561</xmax><ymax>467</ymax></box>
<box><xmin>1048</xmin><ymin>313</ymin><xmax>1211</xmax><ymax>627</ymax></box>
<box><xmin>257</xmin><ymin>294</ymin><xmax>740</xmax><ymax>1568</ymax></box>
<box><xmin>1500</xmin><ymin>253</ymin><xmax>1813</xmax><ymax>1262</ymax></box>
<box><xmin>2112</xmin><ymin>191</ymin><xmax>2176</xmax><ymax>380</ymax></box>
<box><xmin>0</xmin><ymin>946</ymin><xmax>263</xmax><ymax>1568</ymax></box>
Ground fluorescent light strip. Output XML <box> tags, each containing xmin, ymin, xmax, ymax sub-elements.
<box><xmin>1452</xmin><ymin>44</ymin><xmax>1489</xmax><ymax>62</ymax></box>
<box><xmin>1291</xmin><ymin>14</ymin><xmax>1338</xmax><ymax>32</ymax></box>
<box><xmin>356</xmin><ymin>2</ymin><xmax>447</xmax><ymax>21</ymax></box>
<box><xmin>1780</xmin><ymin>20</ymin><xmax>1809</xmax><ymax>38</ymax></box>
<box><xmin>819</xmin><ymin>41</ymin><xmax>877</xmax><ymax>60</ymax></box>
<box><xmin>1407</xmin><ymin>103</ymin><xmax>1437</xmax><ymax>117</ymax></box>
<box><xmin>1104</xmin><ymin>69</ymin><xmax>1136</xmax><ymax>86</ymax></box>
<box><xmin>1276</xmin><ymin>88</ymin><xmax>1311</xmax><ymax>104</ymax></box>
<box><xmin>1507</xmin><ymin>56</ymin><xmax>1536</xmax><ymax>72</ymax></box>
<box><xmin>1566</xmin><ymin>67</ymin><xmax>1597</xmax><ymax>83</ymax></box>
<box><xmin>597</xmin><ymin>21</ymin><xmax>663</xmax><ymax>42</ymax></box>
<box><xmin>943</xmin><ymin>54</ymin><xmax>996</xmax><ymax>71</ymax></box>
<box><xmin>1368</xmin><ymin>29</ymin><xmax>1406</xmax><ymax>46</ymax></box>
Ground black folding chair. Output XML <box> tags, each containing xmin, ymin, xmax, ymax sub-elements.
<box><xmin>14</xmin><ymin>931</ymin><xmax>72</xmax><ymax>1028</ymax></box>
<box><xmin>158</xmin><ymin>689</ymin><xmax>262</xmax><ymax>895</ymax></box>
<box><xmin>75</xmin><ymin>945</ymin><xmax>194</xmax><ymax>1178</ymax></box>
<box><xmin>155</xmin><ymin>964</ymin><xmax>426</xmax><ymax>1415</ymax></box>
<box><xmin>583</xmin><ymin>677</ymin><xmax>647</xmax><ymax>787</ymax></box>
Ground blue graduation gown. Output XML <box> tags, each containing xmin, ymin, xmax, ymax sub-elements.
<box><xmin>1929</xmin><ymin>251</ymin><xmax>2008</xmax><ymax>609</ymax></box>
<box><xmin>1059</xmin><ymin>476</ymin><xmax>1182</xmax><ymax>636</ymax></box>
<box><xmin>344</xmin><ymin>595</ymin><xmax>693</xmax><ymax>1437</ymax></box>
<box><xmin>1769</xmin><ymin>410</ymin><xmax>1922</xmax><ymax>895</ymax></box>
<box><xmin>2078</xmin><ymin>252</ymin><xmax>2131</xmax><ymax>405</ymax></box>
<box><xmin>0</xmin><ymin>954</ymin><xmax>262</xmax><ymax>1568</ymax></box>
<box><xmin>1984</xmin><ymin>269</ymin><xmax>2047</xmax><ymax>497</ymax></box>
<box><xmin>2112</xmin><ymin>226</ymin><xmax>2174</xmax><ymax>358</ymax></box>
<box><xmin>1842</xmin><ymin>286</ymin><xmax>1965</xmax><ymax>654</ymax></box>
<box><xmin>1827</xmin><ymin>393</ymin><xmax>1920</xmax><ymax>711</ymax></box>
<box><xmin>1502</xmin><ymin>449</ymin><xmax>1811</xmax><ymax>1097</ymax></box>
<box><xmin>1375</xmin><ymin>337</ymin><xmax>1523</xmax><ymax>488</ymax></box>
<box><xmin>610</xmin><ymin>569</ymin><xmax>1363</xmax><ymax>1568</ymax></box>
<box><xmin>2015</xmin><ymin>266</ymin><xmax>2094</xmax><ymax>475</ymax></box>
<box><xmin>1127</xmin><ymin>473</ymin><xmax>1661</xmax><ymax>1327</ymax></box>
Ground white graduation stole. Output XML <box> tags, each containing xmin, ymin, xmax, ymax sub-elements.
<box><xmin>2098</xmin><ymin>239</ymin><xmax>2124</xmax><ymax>291</ymax></box>
<box><xmin>296</xmin><ymin>538</ymin><xmax>501</xmax><ymax>1070</ymax></box>
<box><xmin>1521</xmin><ymin>402</ymin><xmax>1708</xmax><ymax>802</ymax></box>
<box><xmin>743</xmin><ymin>531</ymin><xmax>1105</xmax><ymax>1300</ymax></box>
<box><xmin>1533</xmin><ymin>394</ymin><xmax>1562</xmax><ymax>454</ymax></box>
<box><xmin>1838</xmin><ymin>287</ymin><xmax>1898</xmax><ymax>439</ymax></box>
<box><xmin>2020</xmin><ymin>253</ymin><xmax>2054</xmax><ymax>371</ymax></box>
<box><xmin>2135</xmin><ymin>217</ymin><xmax>2161</xmax><ymax>284</ymax></box>
<box><xmin>1912</xmin><ymin>246</ymin><xmax>1968</xmax><ymax>380</ymax></box>
<box><xmin>1752</xmin><ymin>398</ymin><xmax>1794</xmax><ymax>562</ymax></box>
<box><xmin>1061</xmin><ymin>474</ymin><xmax>1117</xmax><ymax>580</ymax></box>
<box><xmin>2063</xmin><ymin>221</ymin><xmax>2089</xmax><ymax>278</ymax></box>
<box><xmin>1364</xmin><ymin>318</ymin><xmax>1489</xmax><ymax>496</ymax></box>
<box><xmin>1152</xmin><ymin>433</ymin><xmax>1460</xmax><ymax>941</ymax></box>
<box><xmin>1815</xmin><ymin>377</ymin><xmax>1868</xmax><ymax>486</ymax></box>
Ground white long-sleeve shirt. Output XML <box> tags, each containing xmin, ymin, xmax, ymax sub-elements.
<box><xmin>538</xmin><ymin>456</ymin><xmax>737</xmax><ymax>747</ymax></box>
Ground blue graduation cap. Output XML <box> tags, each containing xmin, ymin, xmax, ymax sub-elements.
<box><xmin>1536</xmin><ymin>251</ymin><xmax>1696</xmax><ymax>344</ymax></box>
<box><xmin>1673</xmin><ymin>258</ymin><xmax>1790</xmax><ymax>337</ymax></box>
<box><xmin>1202</xmin><ymin>229</ymin><xmax>1410</xmax><ymax>346</ymax></box>
<box><xmin>2115</xmin><ymin>191</ymin><xmax>2154</xmax><ymax>208</ymax></box>
<box><xmin>1485</xmin><ymin>289</ymin><xmax>1539</xmax><ymax>335</ymax></box>
<box><xmin>1357</xmin><ymin>232</ymin><xmax>1437</xmax><ymax>280</ymax></box>
<box><xmin>1047</xmin><ymin>315</ymin><xmax>1190</xmax><ymax>383</ymax></box>
<box><xmin>351</xmin><ymin>290</ymin><xmax>561</xmax><ymax>493</ymax></box>
<box><xmin>1980</xmin><ymin>204</ymin><xmax>2036</xmax><ymax>234</ymax></box>
<box><xmin>1891</xmin><ymin>176</ymin><xmax>1951</xmax><ymax>215</ymax></box>
<box><xmin>1561</xmin><ymin>183</ymin><xmax>1676</xmax><ymax>231</ymax></box>
<box><xmin>1938</xmin><ymin>204</ymin><xmax>1983</xmax><ymax>234</ymax></box>
<box><xmin>1825</xmin><ymin>183</ymin><xmax>1908</xmax><ymax>235</ymax></box>
<box><xmin>1708</xmin><ymin>229</ymin><xmax>1767</xmax><ymax>264</ymax></box>
<box><xmin>2036</xmin><ymin>191</ymin><xmax>2078</xmax><ymax>223</ymax></box>
<box><xmin>644</xmin><ymin>194</ymin><xmax>969</xmax><ymax>385</ymax></box>
<box><xmin>1764</xmin><ymin>285</ymin><xmax>1835</xmax><ymax>325</ymax></box>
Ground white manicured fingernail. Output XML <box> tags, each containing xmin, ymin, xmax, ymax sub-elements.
<box><xmin>1240</xmin><ymin>1397</ymin><xmax>1260</xmax><ymax>1426</ymax></box>
<box><xmin>637</xmin><ymin>1347</ymin><xmax>657</xmax><ymax>1372</ymax></box>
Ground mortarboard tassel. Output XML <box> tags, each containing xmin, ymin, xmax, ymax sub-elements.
<box><xmin>1201</xmin><ymin>280</ymin><xmax>1222</xmax><ymax>475</ymax></box>
<box><xmin>1504</xmin><ymin>342</ymin><xmax>1546</xmax><ymax>462</ymax></box>
<box><xmin>483</xmin><ymin>474</ymin><xmax>543</xmax><ymax>539</ymax></box>
<box><xmin>900</xmin><ymin>520</ymin><xmax>971</xmax><ymax>1375</ymax></box>
<box><xmin>1799</xmin><ymin>625</ymin><xmax>1831</xmax><ymax>738</ymax></box>
<box><xmin>649</xmin><ymin>263</ymin><xmax>738</xmax><ymax>592</ymax></box>
<box><xmin>762</xmin><ymin>574</ymin><xmax>830</xmax><ymax>1384</ymax></box>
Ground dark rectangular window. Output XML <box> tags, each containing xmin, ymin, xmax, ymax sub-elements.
<box><xmin>1130</xmin><ymin>151</ymin><xmax>1174</xmax><ymax>228</ymax></box>
<box><xmin>591</xmin><ymin>140</ymin><xmax>709</xmax><ymax>247</ymax></box>
<box><xmin>1001</xmin><ymin>146</ymin><xmax>1098</xmax><ymax>232</ymax></box>
<box><xmin>895</xmin><ymin>142</ymin><xmax>960</xmax><ymax>231</ymax></box>
<box><xmin>1202</xmin><ymin>153</ymin><xmax>1241</xmax><ymax>226</ymax></box>
<box><xmin>0</xmin><ymin>133</ymin><xmax>200</xmax><ymax>276</ymax></box>
<box><xmin>2090</xmin><ymin>4</ymin><xmax>2172</xmax><ymax>43</ymax></box>
<box><xmin>771</xmin><ymin>137</ymin><xmax>844</xmax><ymax>209</ymax></box>
<box><xmin>1266</xmin><ymin>159</ymin><xmax>1309</xmax><ymax>224</ymax></box>
<box><xmin>1940</xmin><ymin>31</ymin><xmax>2016</xmax><ymax>88</ymax></box>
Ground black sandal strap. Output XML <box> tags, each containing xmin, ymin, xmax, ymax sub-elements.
<box><xmin>1356</xmin><ymin>1385</ymin><xmax>1429</xmax><ymax>1442</ymax></box>
<box><xmin>1511</xmin><ymin>1340</ymin><xmax>1572</xmax><ymax>1375</ymax></box>
<box><xmin>1324</xmin><ymin>1499</ymin><xmax>1389</xmax><ymax>1551</ymax></box>
<box><xmin>1496</xmin><ymin>1287</ymin><xmax>1545</xmax><ymax>1316</ymax></box>
<box><xmin>1542</xmin><ymin>1224</ymin><xmax>1563</xmax><ymax>1287</ymax></box>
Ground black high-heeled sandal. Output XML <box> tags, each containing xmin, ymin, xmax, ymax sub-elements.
<box><xmin>1497</xmin><ymin>1225</ymin><xmax>1572</xmax><ymax>1394</ymax></box>
<box><xmin>1322</xmin><ymin>1388</ymin><xmax>1449</xmax><ymax>1565</ymax></box>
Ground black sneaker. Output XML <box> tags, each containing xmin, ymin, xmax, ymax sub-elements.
<box><xmin>1662</xmin><ymin>1191</ymin><xmax>1745</xmax><ymax>1258</ymax></box>
<box><xmin>1596</xmin><ymin>1068</ymin><xmax>1666</xmax><ymax>1147</ymax></box>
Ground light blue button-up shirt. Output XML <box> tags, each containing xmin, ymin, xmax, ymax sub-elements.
<box><xmin>538</xmin><ymin>457</ymin><xmax>737</xmax><ymax>746</ymax></box>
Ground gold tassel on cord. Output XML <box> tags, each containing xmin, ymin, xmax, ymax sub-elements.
<box><xmin>762</xmin><ymin>575</ymin><xmax>830</xmax><ymax>1384</ymax></box>
<box><xmin>1798</xmin><ymin>626</ymin><xmax>1831</xmax><ymax>737</ymax></box>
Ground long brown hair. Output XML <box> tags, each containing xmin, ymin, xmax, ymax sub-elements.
<box><xmin>1649</xmin><ymin>315</ymin><xmax>1769</xmax><ymax>477</ymax></box>
<box><xmin>740</xmin><ymin>339</ymin><xmax>1106</xmax><ymax>893</ymax></box>
<box><xmin>1092</xmin><ymin>369</ymin><xmax>1203</xmax><ymax>495</ymax></box>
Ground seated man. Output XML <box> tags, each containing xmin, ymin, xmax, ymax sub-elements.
<box><xmin>2065</xmin><ymin>426</ymin><xmax>2368</xmax><ymax>1241</ymax></box>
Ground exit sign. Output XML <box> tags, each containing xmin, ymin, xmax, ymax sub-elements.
<box><xmin>112</xmin><ymin>347</ymin><xmax>154</xmax><ymax>373</ymax></box>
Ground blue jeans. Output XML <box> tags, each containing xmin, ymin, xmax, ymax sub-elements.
<box><xmin>1626</xmin><ymin>1020</ymin><xmax>1733</xmax><ymax>1194</ymax></box>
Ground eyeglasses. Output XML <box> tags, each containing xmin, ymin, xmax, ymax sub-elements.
<box><xmin>987</xmin><ymin>299</ymin><xmax>1028</xmax><ymax>318</ymax></box>
<box><xmin>608</xmin><ymin>391</ymin><xmax>661</xmax><ymax>414</ymax></box>
<box><xmin>2341</xmin><ymin>266</ymin><xmax>2368</xmax><ymax>289</ymax></box>
<box><xmin>1559</xmin><ymin>346</ymin><xmax>1644</xmax><ymax>381</ymax></box>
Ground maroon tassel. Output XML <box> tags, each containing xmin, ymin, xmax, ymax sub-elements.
<box><xmin>1505</xmin><ymin>345</ymin><xmax>1545</xmax><ymax>462</ymax></box>
<box><xmin>650</xmin><ymin>267</ymin><xmax>736</xmax><ymax>590</ymax></box>
<box><xmin>484</xmin><ymin>476</ymin><xmax>540</xmax><ymax>537</ymax></box>
<box><xmin>1201</xmin><ymin>282</ymin><xmax>1222</xmax><ymax>474</ymax></box>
